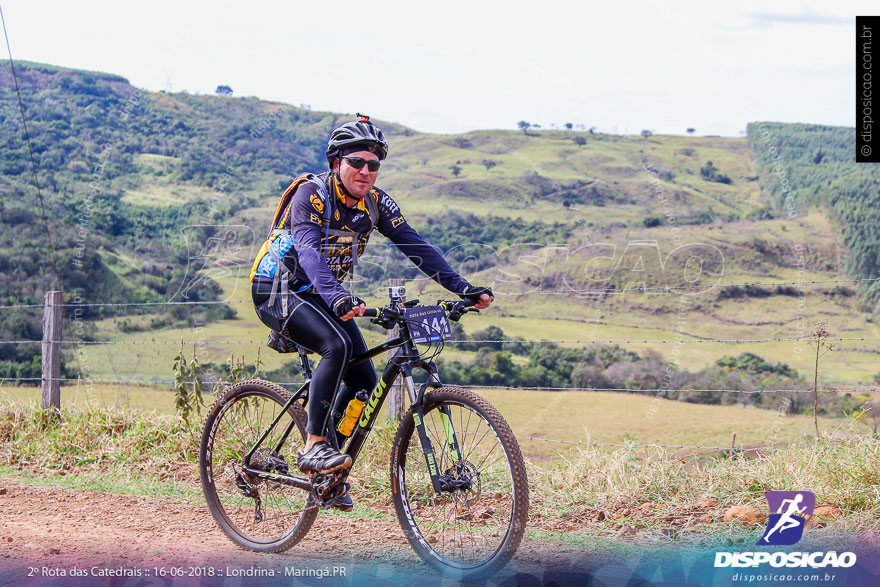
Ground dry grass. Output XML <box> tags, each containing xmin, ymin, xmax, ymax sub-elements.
<box><xmin>527</xmin><ymin>437</ymin><xmax>880</xmax><ymax>546</ymax></box>
<box><xmin>5</xmin><ymin>384</ymin><xmax>860</xmax><ymax>464</ymax></box>
<box><xmin>0</xmin><ymin>402</ymin><xmax>201</xmax><ymax>491</ymax></box>
<box><xmin>1</xmin><ymin>402</ymin><xmax>878</xmax><ymax>548</ymax></box>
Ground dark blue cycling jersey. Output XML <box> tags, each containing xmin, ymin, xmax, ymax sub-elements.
<box><xmin>250</xmin><ymin>171</ymin><xmax>470</xmax><ymax>308</ymax></box>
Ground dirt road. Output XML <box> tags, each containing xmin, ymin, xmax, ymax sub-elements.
<box><xmin>0</xmin><ymin>481</ymin><xmax>596</xmax><ymax>586</ymax></box>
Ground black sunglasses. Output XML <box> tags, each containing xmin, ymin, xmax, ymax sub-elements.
<box><xmin>342</xmin><ymin>156</ymin><xmax>381</xmax><ymax>172</ymax></box>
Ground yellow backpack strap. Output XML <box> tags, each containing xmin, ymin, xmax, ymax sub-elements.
<box><xmin>270</xmin><ymin>173</ymin><xmax>311</xmax><ymax>231</ymax></box>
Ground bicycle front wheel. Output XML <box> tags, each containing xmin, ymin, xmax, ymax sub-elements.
<box><xmin>199</xmin><ymin>379</ymin><xmax>317</xmax><ymax>553</ymax></box>
<box><xmin>390</xmin><ymin>386</ymin><xmax>529</xmax><ymax>578</ymax></box>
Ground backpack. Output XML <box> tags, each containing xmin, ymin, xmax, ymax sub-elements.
<box><xmin>263</xmin><ymin>172</ymin><xmax>379</xmax><ymax>323</ymax></box>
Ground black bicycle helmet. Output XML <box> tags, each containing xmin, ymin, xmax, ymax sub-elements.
<box><xmin>325</xmin><ymin>113</ymin><xmax>388</xmax><ymax>166</ymax></box>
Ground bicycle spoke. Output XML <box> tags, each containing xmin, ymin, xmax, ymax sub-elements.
<box><xmin>472</xmin><ymin>442</ymin><xmax>503</xmax><ymax>472</ymax></box>
<box><xmin>201</xmin><ymin>385</ymin><xmax>314</xmax><ymax>548</ymax></box>
<box><xmin>398</xmin><ymin>395</ymin><xmax>520</xmax><ymax>569</ymax></box>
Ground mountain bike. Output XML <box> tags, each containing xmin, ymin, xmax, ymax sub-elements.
<box><xmin>198</xmin><ymin>285</ymin><xmax>529</xmax><ymax>578</ymax></box>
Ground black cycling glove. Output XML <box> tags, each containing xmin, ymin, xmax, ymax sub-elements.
<box><xmin>459</xmin><ymin>286</ymin><xmax>493</xmax><ymax>302</ymax></box>
<box><xmin>332</xmin><ymin>295</ymin><xmax>365</xmax><ymax>317</ymax></box>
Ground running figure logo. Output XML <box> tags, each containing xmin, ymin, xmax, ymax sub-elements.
<box><xmin>758</xmin><ymin>491</ymin><xmax>816</xmax><ymax>546</ymax></box>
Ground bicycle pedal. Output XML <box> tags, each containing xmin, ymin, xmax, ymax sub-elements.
<box><xmin>314</xmin><ymin>479</ymin><xmax>344</xmax><ymax>498</ymax></box>
<box><xmin>311</xmin><ymin>473</ymin><xmax>348</xmax><ymax>500</ymax></box>
<box><xmin>316</xmin><ymin>482</ymin><xmax>351</xmax><ymax>509</ymax></box>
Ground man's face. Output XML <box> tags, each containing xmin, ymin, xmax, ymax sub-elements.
<box><xmin>333</xmin><ymin>150</ymin><xmax>379</xmax><ymax>199</ymax></box>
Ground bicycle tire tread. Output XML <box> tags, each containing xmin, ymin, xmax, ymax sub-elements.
<box><xmin>390</xmin><ymin>385</ymin><xmax>529</xmax><ymax>578</ymax></box>
<box><xmin>199</xmin><ymin>378</ymin><xmax>317</xmax><ymax>553</ymax></box>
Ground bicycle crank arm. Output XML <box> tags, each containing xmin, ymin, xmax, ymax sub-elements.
<box><xmin>310</xmin><ymin>471</ymin><xmax>349</xmax><ymax>498</ymax></box>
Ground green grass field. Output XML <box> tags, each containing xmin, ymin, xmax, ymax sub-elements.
<box><xmin>4</xmin><ymin>82</ymin><xmax>880</xmax><ymax>548</ymax></box>
<box><xmin>45</xmin><ymin>130</ymin><xmax>880</xmax><ymax>394</ymax></box>
<box><xmin>0</xmin><ymin>383</ymin><xmax>856</xmax><ymax>462</ymax></box>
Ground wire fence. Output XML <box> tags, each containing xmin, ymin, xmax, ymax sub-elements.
<box><xmin>1</xmin><ymin>335</ymin><xmax>878</xmax><ymax>346</ymax></box>
<box><xmin>0</xmin><ymin>377</ymin><xmax>801</xmax><ymax>454</ymax></box>
<box><xmin>0</xmin><ymin>374</ymin><xmax>869</xmax><ymax>454</ymax></box>
<box><xmin>2</xmin><ymin>376</ymin><xmax>874</xmax><ymax>395</ymax></box>
<box><xmin>2</xmin><ymin>275</ymin><xmax>877</xmax><ymax>455</ymax></box>
<box><xmin>0</xmin><ymin>275</ymin><xmax>875</xmax><ymax>311</ymax></box>
<box><xmin>500</xmin><ymin>276</ymin><xmax>880</xmax><ymax>296</ymax></box>
<box><xmin>0</xmin><ymin>377</ymin><xmax>800</xmax><ymax>454</ymax></box>
<box><xmin>513</xmin><ymin>435</ymin><xmax>783</xmax><ymax>452</ymax></box>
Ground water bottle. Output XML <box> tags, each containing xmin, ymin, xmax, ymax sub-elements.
<box><xmin>336</xmin><ymin>390</ymin><xmax>369</xmax><ymax>436</ymax></box>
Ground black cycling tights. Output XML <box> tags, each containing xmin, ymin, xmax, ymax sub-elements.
<box><xmin>252</xmin><ymin>282</ymin><xmax>377</xmax><ymax>441</ymax></box>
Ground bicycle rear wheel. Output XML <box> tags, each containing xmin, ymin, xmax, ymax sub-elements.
<box><xmin>199</xmin><ymin>379</ymin><xmax>317</xmax><ymax>552</ymax></box>
<box><xmin>390</xmin><ymin>386</ymin><xmax>529</xmax><ymax>578</ymax></box>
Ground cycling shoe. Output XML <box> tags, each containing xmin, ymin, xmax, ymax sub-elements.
<box><xmin>297</xmin><ymin>441</ymin><xmax>352</xmax><ymax>474</ymax></box>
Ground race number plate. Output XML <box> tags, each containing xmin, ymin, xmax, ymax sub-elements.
<box><xmin>403</xmin><ymin>305</ymin><xmax>452</xmax><ymax>343</ymax></box>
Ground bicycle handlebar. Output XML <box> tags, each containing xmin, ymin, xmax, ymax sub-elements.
<box><xmin>441</xmin><ymin>298</ymin><xmax>478</xmax><ymax>321</ymax></box>
<box><xmin>360</xmin><ymin>299</ymin><xmax>478</xmax><ymax>326</ymax></box>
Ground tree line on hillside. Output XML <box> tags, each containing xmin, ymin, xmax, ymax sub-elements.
<box><xmin>0</xmin><ymin>63</ymin><xmax>340</xmax><ymax>376</ymax></box>
<box><xmin>443</xmin><ymin>327</ymin><xmax>862</xmax><ymax>417</ymax></box>
<box><xmin>351</xmin><ymin>210</ymin><xmax>574</xmax><ymax>294</ymax></box>
<box><xmin>747</xmin><ymin>122</ymin><xmax>880</xmax><ymax>316</ymax></box>
<box><xmin>258</xmin><ymin>324</ymin><xmax>864</xmax><ymax>417</ymax></box>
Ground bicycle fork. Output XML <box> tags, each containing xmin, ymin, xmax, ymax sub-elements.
<box><xmin>412</xmin><ymin>403</ymin><xmax>469</xmax><ymax>493</ymax></box>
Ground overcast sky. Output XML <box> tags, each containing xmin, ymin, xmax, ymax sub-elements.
<box><xmin>0</xmin><ymin>1</ymin><xmax>871</xmax><ymax>135</ymax></box>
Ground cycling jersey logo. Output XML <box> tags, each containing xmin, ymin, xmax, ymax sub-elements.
<box><xmin>758</xmin><ymin>491</ymin><xmax>815</xmax><ymax>546</ymax></box>
<box><xmin>380</xmin><ymin>193</ymin><xmax>400</xmax><ymax>214</ymax></box>
<box><xmin>391</xmin><ymin>216</ymin><xmax>405</xmax><ymax>228</ymax></box>
<box><xmin>310</xmin><ymin>193</ymin><xmax>325</xmax><ymax>214</ymax></box>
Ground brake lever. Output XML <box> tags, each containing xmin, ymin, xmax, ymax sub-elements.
<box><xmin>447</xmin><ymin>307</ymin><xmax>464</xmax><ymax>322</ymax></box>
<box><xmin>371</xmin><ymin>316</ymin><xmax>396</xmax><ymax>329</ymax></box>
<box><xmin>443</xmin><ymin>300</ymin><xmax>480</xmax><ymax>322</ymax></box>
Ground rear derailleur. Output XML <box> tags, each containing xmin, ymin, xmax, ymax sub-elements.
<box><xmin>234</xmin><ymin>471</ymin><xmax>264</xmax><ymax>523</ymax></box>
<box><xmin>234</xmin><ymin>449</ymin><xmax>292</xmax><ymax>523</ymax></box>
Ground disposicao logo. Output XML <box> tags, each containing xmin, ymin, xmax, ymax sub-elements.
<box><xmin>759</xmin><ymin>490</ymin><xmax>815</xmax><ymax>546</ymax></box>
<box><xmin>714</xmin><ymin>490</ymin><xmax>857</xmax><ymax>569</ymax></box>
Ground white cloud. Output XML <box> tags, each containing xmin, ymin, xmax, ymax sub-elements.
<box><xmin>1</xmin><ymin>0</ymin><xmax>873</xmax><ymax>134</ymax></box>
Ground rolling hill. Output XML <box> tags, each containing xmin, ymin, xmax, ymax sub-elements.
<box><xmin>1</xmin><ymin>61</ymin><xmax>878</xmax><ymax>406</ymax></box>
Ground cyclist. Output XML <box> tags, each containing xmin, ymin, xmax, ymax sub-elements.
<box><xmin>250</xmin><ymin>115</ymin><xmax>493</xmax><ymax>509</ymax></box>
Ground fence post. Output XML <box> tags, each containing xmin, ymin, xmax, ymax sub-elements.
<box><xmin>386</xmin><ymin>278</ymin><xmax>406</xmax><ymax>422</ymax></box>
<box><xmin>41</xmin><ymin>290</ymin><xmax>63</xmax><ymax>411</ymax></box>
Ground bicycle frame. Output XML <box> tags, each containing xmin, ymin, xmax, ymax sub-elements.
<box><xmin>240</xmin><ymin>304</ymin><xmax>458</xmax><ymax>496</ymax></box>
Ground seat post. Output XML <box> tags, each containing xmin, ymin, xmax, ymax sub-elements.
<box><xmin>297</xmin><ymin>346</ymin><xmax>312</xmax><ymax>381</ymax></box>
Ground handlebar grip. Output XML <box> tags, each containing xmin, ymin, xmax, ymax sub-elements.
<box><xmin>363</xmin><ymin>308</ymin><xmax>379</xmax><ymax>318</ymax></box>
<box><xmin>446</xmin><ymin>299</ymin><xmax>477</xmax><ymax>313</ymax></box>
